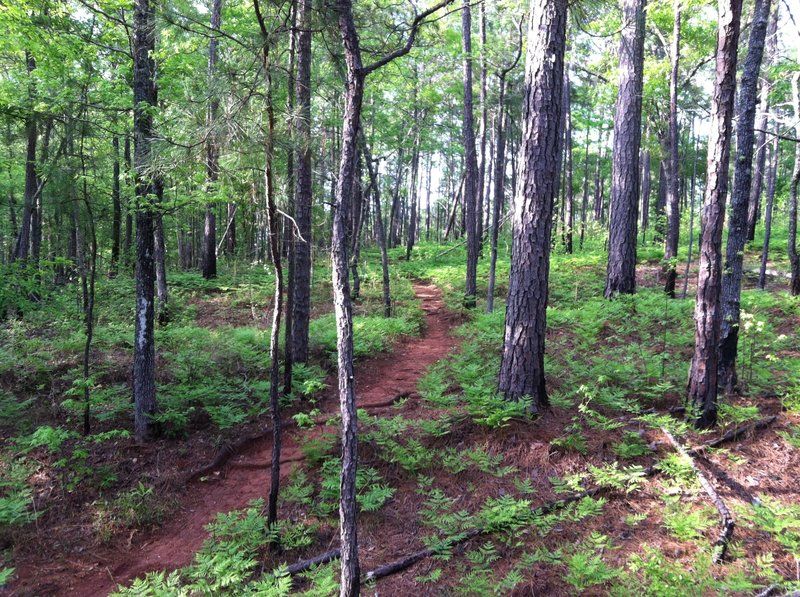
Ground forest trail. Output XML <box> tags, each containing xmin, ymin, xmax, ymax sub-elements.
<box><xmin>58</xmin><ymin>281</ymin><xmax>458</xmax><ymax>597</ymax></box>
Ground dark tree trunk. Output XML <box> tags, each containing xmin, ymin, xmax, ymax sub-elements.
<box><xmin>13</xmin><ymin>52</ymin><xmax>38</xmax><ymax>264</ymax></box>
<box><xmin>133</xmin><ymin>0</ymin><xmax>158</xmax><ymax>443</ymax></box>
<box><xmin>789</xmin><ymin>73</ymin><xmax>800</xmax><ymax>296</ymax></box>
<box><xmin>663</xmin><ymin>0</ymin><xmax>682</xmax><ymax>297</ymax></box>
<box><xmin>406</xmin><ymin>121</ymin><xmax>420</xmax><ymax>261</ymax></box>
<box><xmin>747</xmin><ymin>5</ymin><xmax>778</xmax><ymax>241</ymax></box>
<box><xmin>201</xmin><ymin>0</ymin><xmax>222</xmax><ymax>280</ymax></box>
<box><xmin>605</xmin><ymin>0</ymin><xmax>646</xmax><ymax>297</ymax></box>
<box><xmin>688</xmin><ymin>0</ymin><xmax>743</xmax><ymax>429</ymax></box>
<box><xmin>253</xmin><ymin>0</ymin><xmax>284</xmax><ymax>528</ymax></box>
<box><xmin>388</xmin><ymin>152</ymin><xmax>404</xmax><ymax>249</ymax></box>
<box><xmin>593</xmin><ymin>138</ymin><xmax>605</xmax><ymax>222</ymax></box>
<box><xmin>498</xmin><ymin>0</ymin><xmax>567</xmax><ymax>408</ymax></box>
<box><xmin>292</xmin><ymin>0</ymin><xmax>313</xmax><ymax>364</ymax></box>
<box><xmin>154</xmin><ymin>195</ymin><xmax>168</xmax><ymax>325</ymax></box>
<box><xmin>654</xmin><ymin>161</ymin><xmax>666</xmax><ymax>244</ymax></box>
<box><xmin>758</xmin><ymin>129</ymin><xmax>779</xmax><ymax>289</ymax></box>
<box><xmin>123</xmin><ymin>136</ymin><xmax>133</xmax><ymax>265</ymax></box>
<box><xmin>579</xmin><ymin>127</ymin><xmax>590</xmax><ymax>250</ymax></box>
<box><xmin>462</xmin><ymin>0</ymin><xmax>479</xmax><ymax>308</ymax></box>
<box><xmin>284</xmin><ymin>0</ymin><xmax>297</xmax><ymax>396</ymax></box>
<box><xmin>718</xmin><ymin>0</ymin><xmax>772</xmax><ymax>392</ymax></box>
<box><xmin>361</xmin><ymin>138</ymin><xmax>391</xmax><ymax>316</ymax></box>
<box><xmin>110</xmin><ymin>135</ymin><xmax>121</xmax><ymax>277</ymax></box>
<box><xmin>350</xmin><ymin>156</ymin><xmax>365</xmax><ymax>298</ymax></box>
<box><xmin>425</xmin><ymin>157</ymin><xmax>432</xmax><ymax>241</ymax></box>
<box><xmin>225</xmin><ymin>202</ymin><xmax>236</xmax><ymax>256</ymax></box>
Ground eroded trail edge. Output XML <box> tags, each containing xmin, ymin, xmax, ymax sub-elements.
<box><xmin>58</xmin><ymin>281</ymin><xmax>457</xmax><ymax>597</ymax></box>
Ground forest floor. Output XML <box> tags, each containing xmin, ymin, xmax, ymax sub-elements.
<box><xmin>7</xmin><ymin>281</ymin><xmax>463</xmax><ymax>596</ymax></box>
<box><xmin>4</xmin><ymin>246</ymin><xmax>800</xmax><ymax>596</ymax></box>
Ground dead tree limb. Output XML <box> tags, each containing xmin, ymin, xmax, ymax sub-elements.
<box><xmin>691</xmin><ymin>416</ymin><xmax>777</xmax><ymax>452</ymax></box>
<box><xmin>662</xmin><ymin>427</ymin><xmax>735</xmax><ymax>563</ymax></box>
<box><xmin>183</xmin><ymin>430</ymin><xmax>271</xmax><ymax>483</ymax></box>
<box><xmin>284</xmin><ymin>548</ymin><xmax>341</xmax><ymax>576</ymax></box>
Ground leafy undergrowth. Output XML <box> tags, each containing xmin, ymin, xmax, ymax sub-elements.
<box><xmin>0</xmin><ymin>263</ymin><xmax>422</xmax><ymax>585</ymax></box>
<box><xmin>110</xmin><ymin>242</ymin><xmax>800</xmax><ymax>596</ymax></box>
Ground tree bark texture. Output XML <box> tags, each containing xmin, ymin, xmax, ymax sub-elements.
<box><xmin>718</xmin><ymin>0</ymin><xmax>772</xmax><ymax>392</ymax></box>
<box><xmin>663</xmin><ymin>0</ymin><xmax>682</xmax><ymax>297</ymax></box>
<box><xmin>687</xmin><ymin>0</ymin><xmax>743</xmax><ymax>428</ymax></box>
<box><xmin>604</xmin><ymin>0</ymin><xmax>646</xmax><ymax>297</ymax></box>
<box><xmin>498</xmin><ymin>0</ymin><xmax>567</xmax><ymax>409</ymax></box>
<box><xmin>789</xmin><ymin>73</ymin><xmax>800</xmax><ymax>296</ymax></box>
<box><xmin>758</xmin><ymin>130</ymin><xmax>779</xmax><ymax>289</ymax></box>
<box><xmin>462</xmin><ymin>0</ymin><xmax>479</xmax><ymax>308</ymax></box>
<box><xmin>202</xmin><ymin>0</ymin><xmax>223</xmax><ymax>280</ymax></box>
<box><xmin>133</xmin><ymin>0</ymin><xmax>158</xmax><ymax>443</ymax></box>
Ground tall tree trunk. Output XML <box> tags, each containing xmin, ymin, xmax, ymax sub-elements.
<box><xmin>687</xmin><ymin>0</ymin><xmax>743</xmax><ymax>429</ymax></box>
<box><xmin>388</xmin><ymin>151</ymin><xmax>403</xmax><ymax>248</ymax></box>
<box><xmin>284</xmin><ymin>0</ymin><xmax>297</xmax><ymax>396</ymax></box>
<box><xmin>604</xmin><ymin>0</ymin><xmax>646</xmax><ymax>297</ymax></box>
<box><xmin>747</xmin><ymin>4</ymin><xmax>778</xmax><ymax>241</ymax></box>
<box><xmin>253</xmin><ymin>0</ymin><xmax>284</xmax><ymax>528</ymax></box>
<box><xmin>498</xmin><ymin>0</ymin><xmax>567</xmax><ymax>408</ymax></box>
<box><xmin>362</xmin><ymin>138</ymin><xmax>391</xmax><ymax>316</ymax></box>
<box><xmin>154</xmin><ymin>194</ymin><xmax>168</xmax><ymax>325</ymax></box>
<box><xmin>13</xmin><ymin>52</ymin><xmax>38</xmax><ymax>264</ymax></box>
<box><xmin>718</xmin><ymin>0</ymin><xmax>772</xmax><ymax>392</ymax></box>
<box><xmin>462</xmin><ymin>0</ymin><xmax>479</xmax><ymax>308</ymax></box>
<box><xmin>201</xmin><ymin>0</ymin><xmax>223</xmax><ymax>280</ymax></box>
<box><xmin>663</xmin><ymin>0</ymin><xmax>682</xmax><ymax>297</ymax></box>
<box><xmin>563</xmin><ymin>70</ymin><xmax>573</xmax><ymax>254</ymax></box>
<box><xmin>639</xmin><ymin>148</ymin><xmax>650</xmax><ymax>245</ymax></box>
<box><xmin>406</xmin><ymin>116</ymin><xmax>421</xmax><ymax>261</ymax></box>
<box><xmin>292</xmin><ymin>0</ymin><xmax>313</xmax><ymax>364</ymax></box>
<box><xmin>789</xmin><ymin>73</ymin><xmax>800</xmax><ymax>296</ymax></box>
<box><xmin>476</xmin><ymin>0</ymin><xmax>487</xmax><ymax>251</ymax></box>
<box><xmin>681</xmin><ymin>120</ymin><xmax>699</xmax><ymax>299</ymax></box>
<box><xmin>110</xmin><ymin>135</ymin><xmax>121</xmax><ymax>277</ymax></box>
<box><xmin>579</xmin><ymin>127</ymin><xmax>591</xmax><ymax>250</ymax></box>
<box><xmin>425</xmin><ymin>156</ymin><xmax>432</xmax><ymax>241</ymax></box>
<box><xmin>123</xmin><ymin>136</ymin><xmax>133</xmax><ymax>266</ymax></box>
<box><xmin>758</xmin><ymin>129</ymin><xmax>779</xmax><ymax>289</ymax></box>
<box><xmin>133</xmin><ymin>0</ymin><xmax>158</xmax><ymax>443</ymax></box>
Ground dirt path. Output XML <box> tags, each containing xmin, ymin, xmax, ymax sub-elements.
<box><xmin>31</xmin><ymin>281</ymin><xmax>457</xmax><ymax>597</ymax></box>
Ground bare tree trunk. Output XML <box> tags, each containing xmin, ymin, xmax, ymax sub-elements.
<box><xmin>663</xmin><ymin>0</ymin><xmax>682</xmax><ymax>297</ymax></box>
<box><xmin>110</xmin><ymin>135</ymin><xmax>121</xmax><ymax>277</ymax></box>
<box><xmin>789</xmin><ymin>73</ymin><xmax>800</xmax><ymax>296</ymax></box>
<box><xmin>362</xmin><ymin>139</ymin><xmax>391</xmax><ymax>316</ymax></box>
<box><xmin>292</xmin><ymin>0</ymin><xmax>313</xmax><ymax>364</ymax></box>
<box><xmin>640</xmin><ymin>148</ymin><xmax>650</xmax><ymax>244</ymax></box>
<box><xmin>284</xmin><ymin>0</ymin><xmax>297</xmax><ymax>396</ymax></box>
<box><xmin>563</xmin><ymin>70</ymin><xmax>573</xmax><ymax>254</ymax></box>
<box><xmin>13</xmin><ymin>52</ymin><xmax>38</xmax><ymax>264</ymax></box>
<box><xmin>604</xmin><ymin>0</ymin><xmax>646</xmax><ymax>297</ymax></box>
<box><xmin>133</xmin><ymin>0</ymin><xmax>158</xmax><ymax>443</ymax></box>
<box><xmin>681</xmin><ymin>120</ymin><xmax>699</xmax><ymax>299</ymax></box>
<box><xmin>462</xmin><ymin>0</ymin><xmax>479</xmax><ymax>308</ymax></box>
<box><xmin>201</xmin><ymin>0</ymin><xmax>223</xmax><ymax>280</ymax></box>
<box><xmin>688</xmin><ymin>0</ymin><xmax>743</xmax><ymax>429</ymax></box>
<box><xmin>154</xmin><ymin>196</ymin><xmax>168</xmax><ymax>325</ymax></box>
<box><xmin>579</xmin><ymin>127</ymin><xmax>590</xmax><ymax>250</ymax></box>
<box><xmin>758</xmin><ymin>129</ymin><xmax>779</xmax><ymax>289</ymax></box>
<box><xmin>123</xmin><ymin>136</ymin><xmax>133</xmax><ymax>266</ymax></box>
<box><xmin>498</xmin><ymin>0</ymin><xmax>567</xmax><ymax>408</ymax></box>
<box><xmin>476</xmin><ymin>0</ymin><xmax>487</xmax><ymax>251</ymax></box>
<box><xmin>718</xmin><ymin>0</ymin><xmax>772</xmax><ymax>392</ymax></box>
<box><xmin>406</xmin><ymin>114</ymin><xmax>421</xmax><ymax>261</ymax></box>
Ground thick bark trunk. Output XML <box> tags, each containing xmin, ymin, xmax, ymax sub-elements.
<box><xmin>563</xmin><ymin>71</ymin><xmax>573</xmax><ymax>254</ymax></box>
<box><xmin>462</xmin><ymin>0</ymin><xmax>479</xmax><ymax>308</ymax></box>
<box><xmin>747</xmin><ymin>5</ymin><xmax>778</xmax><ymax>241</ymax></box>
<box><xmin>688</xmin><ymin>0</ymin><xmax>743</xmax><ymax>429</ymax></box>
<box><xmin>718</xmin><ymin>0</ymin><xmax>772</xmax><ymax>392</ymax></box>
<box><xmin>663</xmin><ymin>0</ymin><xmax>682</xmax><ymax>297</ymax></box>
<box><xmin>133</xmin><ymin>0</ymin><xmax>158</xmax><ymax>443</ymax></box>
<box><xmin>604</xmin><ymin>0</ymin><xmax>645</xmax><ymax>297</ymax></box>
<box><xmin>292</xmin><ymin>0</ymin><xmax>313</xmax><ymax>364</ymax></box>
<box><xmin>284</xmin><ymin>0</ymin><xmax>297</xmax><ymax>396</ymax></box>
<box><xmin>498</xmin><ymin>0</ymin><xmax>567</xmax><ymax>408</ymax></box>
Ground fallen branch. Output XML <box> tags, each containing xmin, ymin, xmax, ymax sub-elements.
<box><xmin>662</xmin><ymin>427</ymin><xmax>735</xmax><ymax>563</ymax></box>
<box><xmin>692</xmin><ymin>416</ymin><xmax>777</xmax><ymax>452</ymax></box>
<box><xmin>284</xmin><ymin>548</ymin><xmax>341</xmax><ymax>576</ymax></box>
<box><xmin>361</xmin><ymin>391</ymin><xmax>415</xmax><ymax>410</ymax></box>
<box><xmin>183</xmin><ymin>430</ymin><xmax>271</xmax><ymax>483</ymax></box>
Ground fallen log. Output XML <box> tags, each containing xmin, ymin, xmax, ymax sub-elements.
<box><xmin>662</xmin><ymin>427</ymin><xmax>735</xmax><ymax>563</ymax></box>
<box><xmin>183</xmin><ymin>430</ymin><xmax>271</xmax><ymax>483</ymax></box>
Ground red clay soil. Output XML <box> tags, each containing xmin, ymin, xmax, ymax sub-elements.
<box><xmin>12</xmin><ymin>281</ymin><xmax>458</xmax><ymax>597</ymax></box>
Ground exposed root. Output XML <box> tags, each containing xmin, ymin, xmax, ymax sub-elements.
<box><xmin>183</xmin><ymin>431</ymin><xmax>271</xmax><ymax>483</ymax></box>
<box><xmin>662</xmin><ymin>427</ymin><xmax>735</xmax><ymax>563</ymax></box>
